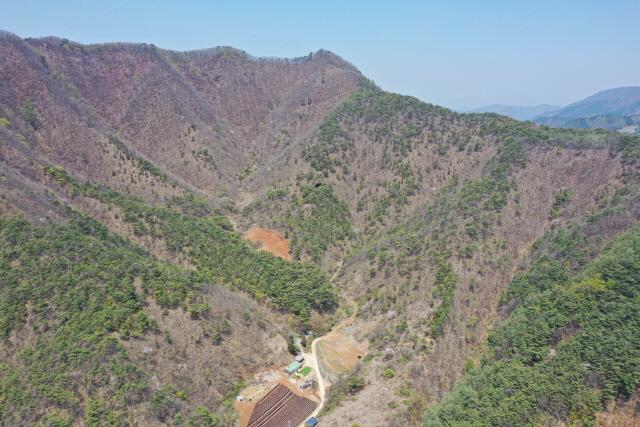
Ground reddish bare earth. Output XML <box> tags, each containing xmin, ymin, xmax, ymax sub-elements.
<box><xmin>245</xmin><ymin>227</ymin><xmax>292</xmax><ymax>260</ymax></box>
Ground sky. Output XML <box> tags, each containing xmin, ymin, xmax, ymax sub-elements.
<box><xmin>2</xmin><ymin>0</ymin><xmax>639</xmax><ymax>110</ymax></box>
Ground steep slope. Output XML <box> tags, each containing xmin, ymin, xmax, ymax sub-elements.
<box><xmin>0</xmin><ymin>31</ymin><xmax>362</xmax><ymax>216</ymax></box>
<box><xmin>424</xmin><ymin>222</ymin><xmax>640</xmax><ymax>426</ymax></box>
<box><xmin>240</xmin><ymin>87</ymin><xmax>640</xmax><ymax>426</ymax></box>
<box><xmin>0</xmin><ymin>32</ymin><xmax>358</xmax><ymax>425</ymax></box>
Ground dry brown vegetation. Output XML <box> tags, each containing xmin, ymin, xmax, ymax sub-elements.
<box><xmin>1</xmin><ymin>31</ymin><xmax>639</xmax><ymax>426</ymax></box>
<box><xmin>121</xmin><ymin>283</ymin><xmax>292</xmax><ymax>424</ymax></box>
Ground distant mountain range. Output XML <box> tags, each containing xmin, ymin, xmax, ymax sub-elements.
<box><xmin>546</xmin><ymin>86</ymin><xmax>640</xmax><ymax>118</ymax></box>
<box><xmin>535</xmin><ymin>113</ymin><xmax>640</xmax><ymax>132</ymax></box>
<box><xmin>466</xmin><ymin>104</ymin><xmax>561</xmax><ymax>121</ymax></box>
<box><xmin>469</xmin><ymin>86</ymin><xmax>640</xmax><ymax>132</ymax></box>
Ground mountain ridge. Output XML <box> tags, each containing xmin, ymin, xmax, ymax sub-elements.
<box><xmin>466</xmin><ymin>103</ymin><xmax>561</xmax><ymax>121</ymax></box>
<box><xmin>534</xmin><ymin>86</ymin><xmax>640</xmax><ymax>132</ymax></box>
<box><xmin>3</xmin><ymin>30</ymin><xmax>357</xmax><ymax>67</ymax></box>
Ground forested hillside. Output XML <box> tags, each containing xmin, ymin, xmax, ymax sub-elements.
<box><xmin>298</xmin><ymin>87</ymin><xmax>640</xmax><ymax>426</ymax></box>
<box><xmin>0</xmin><ymin>177</ymin><xmax>336</xmax><ymax>424</ymax></box>
<box><xmin>424</xmin><ymin>223</ymin><xmax>640</xmax><ymax>426</ymax></box>
<box><xmin>421</xmin><ymin>135</ymin><xmax>640</xmax><ymax>426</ymax></box>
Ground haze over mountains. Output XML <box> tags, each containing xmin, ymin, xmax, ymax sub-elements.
<box><xmin>1</xmin><ymin>32</ymin><xmax>639</xmax><ymax>427</ymax></box>
<box><xmin>549</xmin><ymin>86</ymin><xmax>640</xmax><ymax>118</ymax></box>
<box><xmin>466</xmin><ymin>104</ymin><xmax>561</xmax><ymax>121</ymax></box>
<box><xmin>470</xmin><ymin>86</ymin><xmax>640</xmax><ymax>132</ymax></box>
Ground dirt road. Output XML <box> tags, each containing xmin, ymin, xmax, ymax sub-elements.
<box><xmin>297</xmin><ymin>336</ymin><xmax>326</xmax><ymax>426</ymax></box>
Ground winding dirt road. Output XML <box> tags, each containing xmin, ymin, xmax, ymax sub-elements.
<box><xmin>297</xmin><ymin>261</ymin><xmax>359</xmax><ymax>427</ymax></box>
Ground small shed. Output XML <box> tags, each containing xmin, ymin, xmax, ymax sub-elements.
<box><xmin>306</xmin><ymin>417</ymin><xmax>319</xmax><ymax>426</ymax></box>
<box><xmin>295</xmin><ymin>354</ymin><xmax>305</xmax><ymax>363</ymax></box>
<box><xmin>284</xmin><ymin>361</ymin><xmax>302</xmax><ymax>374</ymax></box>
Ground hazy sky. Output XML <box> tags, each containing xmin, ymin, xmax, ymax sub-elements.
<box><xmin>2</xmin><ymin>0</ymin><xmax>639</xmax><ymax>110</ymax></box>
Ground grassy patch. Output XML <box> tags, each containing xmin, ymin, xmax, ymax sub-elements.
<box><xmin>299</xmin><ymin>366</ymin><xmax>312</xmax><ymax>376</ymax></box>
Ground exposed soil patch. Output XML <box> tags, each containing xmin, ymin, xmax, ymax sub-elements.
<box><xmin>245</xmin><ymin>227</ymin><xmax>292</xmax><ymax>260</ymax></box>
<box><xmin>316</xmin><ymin>325</ymin><xmax>367</xmax><ymax>383</ymax></box>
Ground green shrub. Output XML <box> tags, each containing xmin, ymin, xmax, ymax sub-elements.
<box><xmin>0</xmin><ymin>215</ymin><xmax>172</xmax><ymax>422</ymax></box>
<box><xmin>188</xmin><ymin>406</ymin><xmax>221</xmax><ymax>427</ymax></box>
<box><xmin>382</xmin><ymin>368</ymin><xmax>396</xmax><ymax>379</ymax></box>
<box><xmin>550</xmin><ymin>189</ymin><xmax>572</xmax><ymax>217</ymax></box>
<box><xmin>347</xmin><ymin>375</ymin><xmax>365</xmax><ymax>394</ymax></box>
<box><xmin>151</xmin><ymin>386</ymin><xmax>179</xmax><ymax>421</ymax></box>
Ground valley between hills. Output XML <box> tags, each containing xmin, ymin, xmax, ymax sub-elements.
<box><xmin>1</xmin><ymin>31</ymin><xmax>639</xmax><ymax>427</ymax></box>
